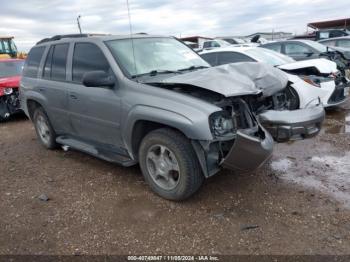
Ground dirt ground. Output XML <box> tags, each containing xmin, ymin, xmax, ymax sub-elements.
<box><xmin>0</xmin><ymin>101</ymin><xmax>350</xmax><ymax>255</ymax></box>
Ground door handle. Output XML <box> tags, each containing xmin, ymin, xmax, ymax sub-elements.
<box><xmin>70</xmin><ymin>94</ymin><xmax>78</xmax><ymax>99</ymax></box>
<box><xmin>38</xmin><ymin>87</ymin><xmax>45</xmax><ymax>92</ymax></box>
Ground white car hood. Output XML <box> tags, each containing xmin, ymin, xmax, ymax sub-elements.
<box><xmin>278</xmin><ymin>58</ymin><xmax>337</xmax><ymax>74</ymax></box>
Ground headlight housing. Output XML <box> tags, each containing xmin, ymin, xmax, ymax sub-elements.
<box><xmin>300</xmin><ymin>75</ymin><xmax>332</xmax><ymax>88</ymax></box>
<box><xmin>209</xmin><ymin>111</ymin><xmax>236</xmax><ymax>137</ymax></box>
<box><xmin>3</xmin><ymin>88</ymin><xmax>13</xmax><ymax>95</ymax></box>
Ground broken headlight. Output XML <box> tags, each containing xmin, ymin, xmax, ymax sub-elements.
<box><xmin>3</xmin><ymin>88</ymin><xmax>13</xmax><ymax>95</ymax></box>
<box><xmin>209</xmin><ymin>111</ymin><xmax>236</xmax><ymax>137</ymax></box>
<box><xmin>300</xmin><ymin>75</ymin><xmax>332</xmax><ymax>88</ymax></box>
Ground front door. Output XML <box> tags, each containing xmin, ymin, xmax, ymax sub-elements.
<box><xmin>67</xmin><ymin>42</ymin><xmax>122</xmax><ymax>147</ymax></box>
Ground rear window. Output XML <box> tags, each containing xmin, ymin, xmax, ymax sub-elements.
<box><xmin>23</xmin><ymin>46</ymin><xmax>45</xmax><ymax>78</ymax></box>
<box><xmin>0</xmin><ymin>60</ymin><xmax>25</xmax><ymax>78</ymax></box>
<box><xmin>217</xmin><ymin>51</ymin><xmax>255</xmax><ymax>65</ymax></box>
<box><xmin>200</xmin><ymin>53</ymin><xmax>217</xmax><ymax>66</ymax></box>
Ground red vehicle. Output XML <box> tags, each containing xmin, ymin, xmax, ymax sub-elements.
<box><xmin>0</xmin><ymin>59</ymin><xmax>24</xmax><ymax>121</ymax></box>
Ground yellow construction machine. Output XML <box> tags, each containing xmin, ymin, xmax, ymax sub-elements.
<box><xmin>0</xmin><ymin>36</ymin><xmax>27</xmax><ymax>59</ymax></box>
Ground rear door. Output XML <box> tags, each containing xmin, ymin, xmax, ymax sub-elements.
<box><xmin>38</xmin><ymin>43</ymin><xmax>71</xmax><ymax>134</ymax></box>
<box><xmin>67</xmin><ymin>42</ymin><xmax>122</xmax><ymax>147</ymax></box>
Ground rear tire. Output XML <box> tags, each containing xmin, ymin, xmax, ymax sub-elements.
<box><xmin>139</xmin><ymin>128</ymin><xmax>204</xmax><ymax>201</ymax></box>
<box><xmin>33</xmin><ymin>107</ymin><xmax>57</xmax><ymax>149</ymax></box>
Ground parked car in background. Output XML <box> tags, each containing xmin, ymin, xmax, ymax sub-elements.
<box><xmin>290</xmin><ymin>29</ymin><xmax>350</xmax><ymax>41</ymax></box>
<box><xmin>261</xmin><ymin>40</ymin><xmax>350</xmax><ymax>77</ymax></box>
<box><xmin>0</xmin><ymin>59</ymin><xmax>24</xmax><ymax>121</ymax></box>
<box><xmin>202</xmin><ymin>39</ymin><xmax>231</xmax><ymax>50</ymax></box>
<box><xmin>20</xmin><ymin>34</ymin><xmax>324</xmax><ymax>200</ymax></box>
<box><xmin>217</xmin><ymin>37</ymin><xmax>247</xmax><ymax>45</ymax></box>
<box><xmin>319</xmin><ymin>36</ymin><xmax>350</xmax><ymax>50</ymax></box>
<box><xmin>183</xmin><ymin>41</ymin><xmax>199</xmax><ymax>51</ymax></box>
<box><xmin>200</xmin><ymin>47</ymin><xmax>349</xmax><ymax>108</ymax></box>
<box><xmin>316</xmin><ymin>29</ymin><xmax>350</xmax><ymax>41</ymax></box>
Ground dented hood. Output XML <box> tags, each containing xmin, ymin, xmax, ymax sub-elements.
<box><xmin>278</xmin><ymin>58</ymin><xmax>337</xmax><ymax>74</ymax></box>
<box><xmin>146</xmin><ymin>62</ymin><xmax>288</xmax><ymax>97</ymax></box>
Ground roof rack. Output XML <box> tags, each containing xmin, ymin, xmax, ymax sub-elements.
<box><xmin>36</xmin><ymin>34</ymin><xmax>109</xmax><ymax>45</ymax></box>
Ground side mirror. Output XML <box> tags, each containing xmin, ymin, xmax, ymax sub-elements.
<box><xmin>304</xmin><ymin>52</ymin><xmax>314</xmax><ymax>57</ymax></box>
<box><xmin>82</xmin><ymin>71</ymin><xmax>115</xmax><ymax>88</ymax></box>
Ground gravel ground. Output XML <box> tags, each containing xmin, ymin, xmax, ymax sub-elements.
<box><xmin>0</xmin><ymin>101</ymin><xmax>349</xmax><ymax>255</ymax></box>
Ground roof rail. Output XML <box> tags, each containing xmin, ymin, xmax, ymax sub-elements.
<box><xmin>36</xmin><ymin>34</ymin><xmax>109</xmax><ymax>45</ymax></box>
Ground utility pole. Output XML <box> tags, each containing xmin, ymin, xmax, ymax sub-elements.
<box><xmin>77</xmin><ymin>15</ymin><xmax>82</xmax><ymax>34</ymax></box>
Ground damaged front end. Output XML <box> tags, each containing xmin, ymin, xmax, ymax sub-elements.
<box><xmin>0</xmin><ymin>88</ymin><xmax>20</xmax><ymax>121</ymax></box>
<box><xmin>192</xmin><ymin>97</ymin><xmax>273</xmax><ymax>177</ymax></box>
<box><xmin>144</xmin><ymin>62</ymin><xmax>325</xmax><ymax>175</ymax></box>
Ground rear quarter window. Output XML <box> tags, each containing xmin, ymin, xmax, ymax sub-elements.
<box><xmin>23</xmin><ymin>46</ymin><xmax>45</xmax><ymax>78</ymax></box>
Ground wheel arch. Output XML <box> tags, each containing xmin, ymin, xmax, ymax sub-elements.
<box><xmin>26</xmin><ymin>99</ymin><xmax>44</xmax><ymax>120</ymax></box>
<box><xmin>123</xmin><ymin>105</ymin><xmax>213</xmax><ymax>160</ymax></box>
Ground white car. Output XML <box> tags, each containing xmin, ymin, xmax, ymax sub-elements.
<box><xmin>200</xmin><ymin>46</ymin><xmax>350</xmax><ymax>108</ymax></box>
<box><xmin>202</xmin><ymin>39</ymin><xmax>231</xmax><ymax>51</ymax></box>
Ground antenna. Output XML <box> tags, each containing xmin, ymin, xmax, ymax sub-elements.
<box><xmin>77</xmin><ymin>15</ymin><xmax>82</xmax><ymax>34</ymax></box>
<box><xmin>126</xmin><ymin>0</ymin><xmax>137</xmax><ymax>75</ymax></box>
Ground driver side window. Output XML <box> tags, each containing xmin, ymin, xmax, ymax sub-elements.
<box><xmin>72</xmin><ymin>43</ymin><xmax>111</xmax><ymax>83</ymax></box>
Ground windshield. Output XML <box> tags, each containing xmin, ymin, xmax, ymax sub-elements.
<box><xmin>245</xmin><ymin>47</ymin><xmax>295</xmax><ymax>66</ymax></box>
<box><xmin>0</xmin><ymin>39</ymin><xmax>18</xmax><ymax>54</ymax></box>
<box><xmin>302</xmin><ymin>40</ymin><xmax>328</xmax><ymax>52</ymax></box>
<box><xmin>0</xmin><ymin>60</ymin><xmax>24</xmax><ymax>78</ymax></box>
<box><xmin>106</xmin><ymin>37</ymin><xmax>209</xmax><ymax>77</ymax></box>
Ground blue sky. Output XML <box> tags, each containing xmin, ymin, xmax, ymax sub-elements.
<box><xmin>1</xmin><ymin>0</ymin><xmax>349</xmax><ymax>51</ymax></box>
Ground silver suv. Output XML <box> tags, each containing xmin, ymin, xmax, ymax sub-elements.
<box><xmin>20</xmin><ymin>34</ymin><xmax>325</xmax><ymax>200</ymax></box>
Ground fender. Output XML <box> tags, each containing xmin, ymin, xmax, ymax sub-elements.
<box><xmin>22</xmin><ymin>90</ymin><xmax>49</xmax><ymax>119</ymax></box>
<box><xmin>123</xmin><ymin>105</ymin><xmax>214</xmax><ymax>159</ymax></box>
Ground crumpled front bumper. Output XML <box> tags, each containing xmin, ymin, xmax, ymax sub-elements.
<box><xmin>258</xmin><ymin>104</ymin><xmax>325</xmax><ymax>142</ymax></box>
<box><xmin>222</xmin><ymin>126</ymin><xmax>274</xmax><ymax>173</ymax></box>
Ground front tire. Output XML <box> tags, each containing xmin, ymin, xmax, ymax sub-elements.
<box><xmin>139</xmin><ymin>128</ymin><xmax>204</xmax><ymax>201</ymax></box>
<box><xmin>33</xmin><ymin>107</ymin><xmax>57</xmax><ymax>149</ymax></box>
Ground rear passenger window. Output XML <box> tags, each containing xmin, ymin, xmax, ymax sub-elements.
<box><xmin>43</xmin><ymin>46</ymin><xmax>54</xmax><ymax>78</ymax></box>
<box><xmin>265</xmin><ymin>44</ymin><xmax>282</xmax><ymax>53</ymax></box>
<box><xmin>285</xmin><ymin>44</ymin><xmax>310</xmax><ymax>55</ymax></box>
<box><xmin>51</xmin><ymin>44</ymin><xmax>69</xmax><ymax>81</ymax></box>
<box><xmin>23</xmin><ymin>46</ymin><xmax>45</xmax><ymax>78</ymax></box>
<box><xmin>72</xmin><ymin>43</ymin><xmax>111</xmax><ymax>83</ymax></box>
<box><xmin>43</xmin><ymin>44</ymin><xmax>69</xmax><ymax>81</ymax></box>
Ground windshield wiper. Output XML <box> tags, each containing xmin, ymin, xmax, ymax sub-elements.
<box><xmin>177</xmin><ymin>65</ymin><xmax>210</xmax><ymax>72</ymax></box>
<box><xmin>132</xmin><ymin>70</ymin><xmax>180</xmax><ymax>78</ymax></box>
